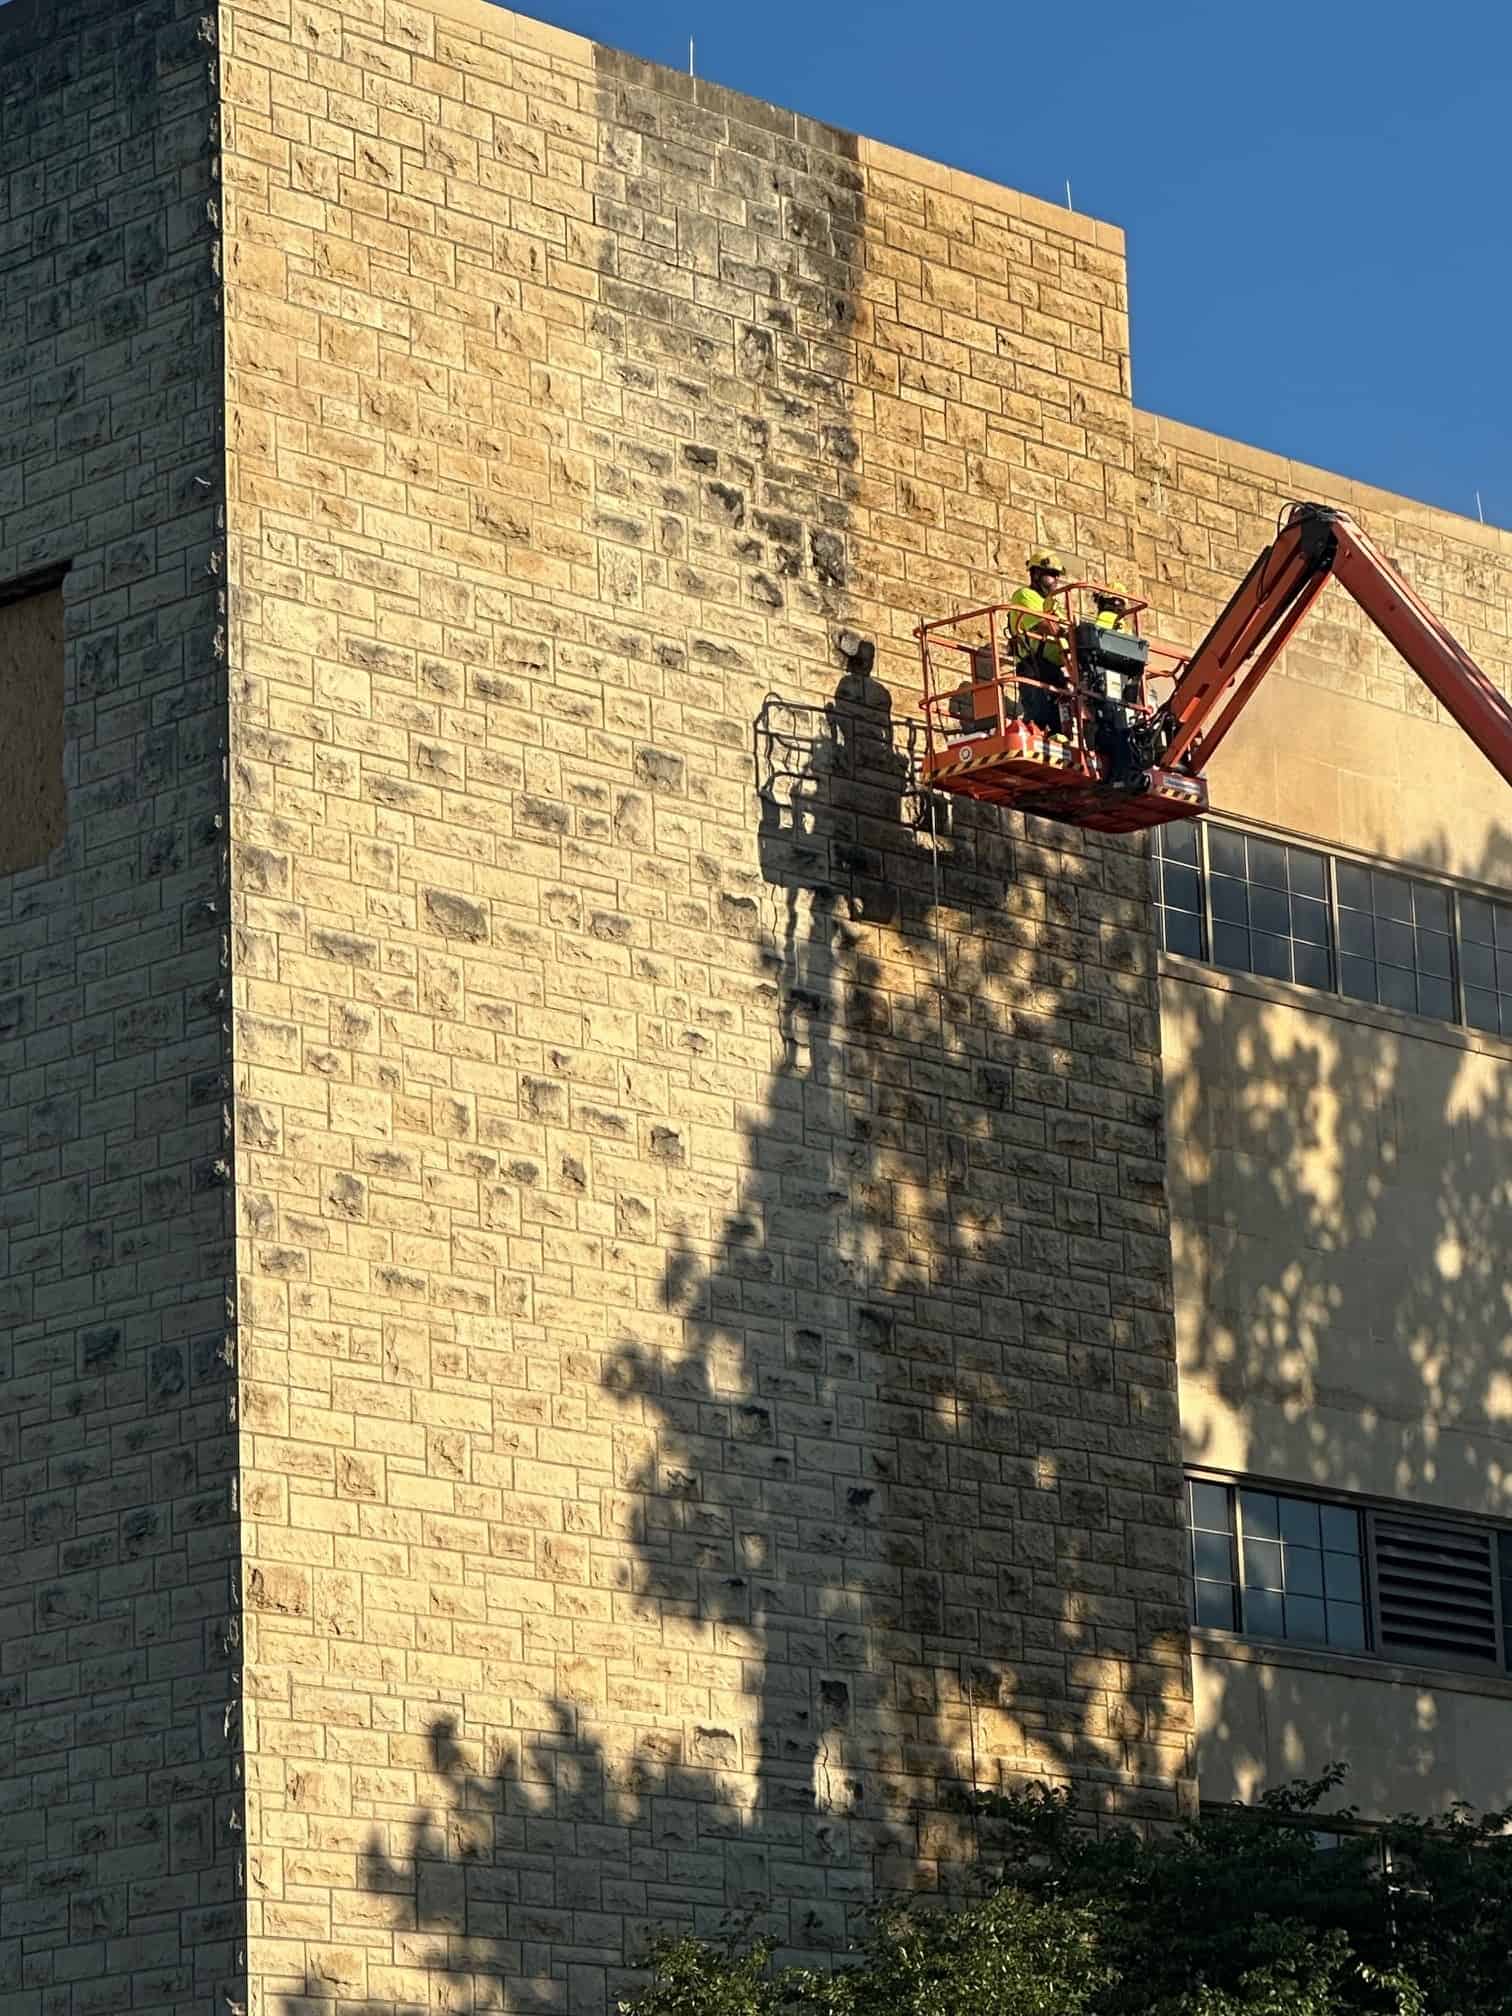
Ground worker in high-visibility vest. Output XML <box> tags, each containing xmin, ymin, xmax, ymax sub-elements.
<box><xmin>1007</xmin><ymin>549</ymin><xmax>1069</xmax><ymax>736</ymax></box>
<box><xmin>1093</xmin><ymin>580</ymin><xmax>1133</xmax><ymax>632</ymax></box>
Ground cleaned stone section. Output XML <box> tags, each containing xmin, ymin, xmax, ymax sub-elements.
<box><xmin>0</xmin><ymin>4</ymin><xmax>240</xmax><ymax>2014</ymax></box>
<box><xmin>219</xmin><ymin>1</ymin><xmax>1192</xmax><ymax>2008</ymax></box>
<box><xmin>0</xmin><ymin>581</ymin><xmax>67</xmax><ymax>875</ymax></box>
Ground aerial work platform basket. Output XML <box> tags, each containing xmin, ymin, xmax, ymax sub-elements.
<box><xmin>916</xmin><ymin>584</ymin><xmax>1208</xmax><ymax>835</ymax></box>
<box><xmin>913</xmin><ymin>504</ymin><xmax>1512</xmax><ymax>840</ymax></box>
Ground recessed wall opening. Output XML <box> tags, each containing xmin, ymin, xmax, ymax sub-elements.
<box><xmin>0</xmin><ymin>569</ymin><xmax>67</xmax><ymax>876</ymax></box>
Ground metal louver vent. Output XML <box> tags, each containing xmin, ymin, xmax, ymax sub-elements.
<box><xmin>1371</xmin><ymin>1514</ymin><xmax>1499</xmax><ymax>1665</ymax></box>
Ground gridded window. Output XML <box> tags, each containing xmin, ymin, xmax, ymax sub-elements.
<box><xmin>1189</xmin><ymin>1478</ymin><xmax>1239</xmax><ymax>1629</ymax></box>
<box><xmin>1153</xmin><ymin>820</ymin><xmax>1204</xmax><ymax>958</ymax></box>
<box><xmin>1187</xmin><ymin>1479</ymin><xmax>1367</xmax><ymax>1652</ymax></box>
<box><xmin>1334</xmin><ymin>862</ymin><xmax>1456</xmax><ymax>1022</ymax></box>
<box><xmin>1154</xmin><ymin>818</ymin><xmax>1512</xmax><ymax>1042</ymax></box>
<box><xmin>1458</xmin><ymin>894</ymin><xmax>1512</xmax><ymax>1039</ymax></box>
<box><xmin>1207</xmin><ymin>827</ymin><xmax>1333</xmax><ymax>988</ymax></box>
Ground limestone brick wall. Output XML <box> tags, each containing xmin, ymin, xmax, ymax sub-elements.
<box><xmin>0</xmin><ymin>4</ymin><xmax>240</xmax><ymax>2015</ymax></box>
<box><xmin>218</xmin><ymin>0</ymin><xmax>1192</xmax><ymax>2008</ymax></box>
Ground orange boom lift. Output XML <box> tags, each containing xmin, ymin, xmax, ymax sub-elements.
<box><xmin>916</xmin><ymin>502</ymin><xmax>1512</xmax><ymax>834</ymax></box>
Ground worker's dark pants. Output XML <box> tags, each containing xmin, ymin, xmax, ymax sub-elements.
<box><xmin>1019</xmin><ymin>650</ymin><xmax>1067</xmax><ymax>735</ymax></box>
<box><xmin>1093</xmin><ymin>699</ymin><xmax>1136</xmax><ymax>781</ymax></box>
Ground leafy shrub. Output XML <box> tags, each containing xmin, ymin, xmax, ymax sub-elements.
<box><xmin>619</xmin><ymin>1772</ymin><xmax>1512</xmax><ymax>2016</ymax></box>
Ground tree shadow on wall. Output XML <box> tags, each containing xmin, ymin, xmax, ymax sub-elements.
<box><xmin>269</xmin><ymin>695</ymin><xmax>1512</xmax><ymax>2016</ymax></box>
<box><xmin>1164</xmin><ymin>818</ymin><xmax>1512</xmax><ymax>1807</ymax></box>
<box><xmin>597</xmin><ymin>666</ymin><xmax>1196</xmax><ymax>1959</ymax></box>
<box><xmin>268</xmin><ymin>670</ymin><xmax>1191</xmax><ymax>2016</ymax></box>
<box><xmin>274</xmin><ymin>1711</ymin><xmax>703</xmax><ymax>2015</ymax></box>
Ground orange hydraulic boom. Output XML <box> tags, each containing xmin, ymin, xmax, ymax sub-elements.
<box><xmin>917</xmin><ymin>501</ymin><xmax>1512</xmax><ymax>834</ymax></box>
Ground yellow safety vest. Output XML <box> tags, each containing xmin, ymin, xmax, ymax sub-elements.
<box><xmin>1008</xmin><ymin>585</ymin><xmax>1063</xmax><ymax>666</ymax></box>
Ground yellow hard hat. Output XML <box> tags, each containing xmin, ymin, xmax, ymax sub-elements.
<box><xmin>1027</xmin><ymin>548</ymin><xmax>1063</xmax><ymax>573</ymax></box>
<box><xmin>1099</xmin><ymin>578</ymin><xmax>1131</xmax><ymax>598</ymax></box>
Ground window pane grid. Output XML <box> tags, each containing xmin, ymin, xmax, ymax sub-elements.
<box><xmin>1153</xmin><ymin>820</ymin><xmax>1205</xmax><ymax>959</ymax></box>
<box><xmin>1187</xmin><ymin>1479</ymin><xmax>1368</xmax><ymax>1654</ymax></box>
<box><xmin>1157</xmin><ymin>822</ymin><xmax>1512</xmax><ymax>1041</ymax></box>
<box><xmin>1459</xmin><ymin>892</ymin><xmax>1512</xmax><ymax>1038</ymax></box>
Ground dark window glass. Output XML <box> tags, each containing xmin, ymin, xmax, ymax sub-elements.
<box><xmin>1163</xmin><ymin>863</ymin><xmax>1201</xmax><ymax>914</ymax></box>
<box><xmin>1320</xmin><ymin>1505</ymin><xmax>1359</xmax><ymax>1552</ymax></box>
<box><xmin>1340</xmin><ymin>954</ymin><xmax>1377</xmax><ymax>1001</ymax></box>
<box><xmin>1201</xmin><ymin>827</ymin><xmax>1333</xmax><ymax>992</ymax></box>
<box><xmin>1247</xmin><ymin>1589</ymin><xmax>1285</xmax><ymax>1637</ymax></box>
<box><xmin>1461</xmin><ymin>941</ymin><xmax>1495</xmax><ymax>989</ymax></box>
<box><xmin>1153</xmin><ymin>824</ymin><xmax>1206</xmax><ymax>958</ymax></box>
<box><xmin>1196</xmin><ymin>1580</ymin><xmax>1237</xmax><ymax>1629</ymax></box>
<box><xmin>1330</xmin><ymin>1603</ymin><xmax>1367</xmax><ymax>1651</ymax></box>
<box><xmin>1466</xmin><ymin>986</ymin><xmax>1500</xmax><ymax>1033</ymax></box>
<box><xmin>1154</xmin><ymin>824</ymin><xmax>1512</xmax><ymax>1040</ymax></box>
<box><xmin>1188</xmin><ymin>1481</ymin><xmax>1238</xmax><ymax>1633</ymax></box>
<box><xmin>1210</xmin><ymin>828</ymin><xmax>1246</xmax><ymax>879</ymax></box>
<box><xmin>1419</xmin><ymin>930</ymin><xmax>1453</xmax><ymax>978</ymax></box>
<box><xmin>1334</xmin><ymin>860</ymin><xmax>1463</xmax><ymax>1025</ymax></box>
<box><xmin>1461</xmin><ymin>896</ymin><xmax>1494</xmax><ymax>944</ymax></box>
<box><xmin>1249</xmin><ymin>838</ymin><xmax>1288</xmax><ymax>889</ymax></box>
<box><xmin>1191</xmin><ymin>1481</ymin><xmax>1231</xmax><ymax>1532</ymax></box>
<box><xmin>1280</xmin><ymin>1499</ymin><xmax>1321</xmax><ymax>1547</ymax></box>
<box><xmin>1374</xmin><ymin>871</ymin><xmax>1412</xmax><ymax>922</ymax></box>
<box><xmin>1252</xmin><ymin>933</ymin><xmax>1291</xmax><ymax>981</ymax></box>
<box><xmin>1415</xmin><ymin>884</ymin><xmax>1451</xmax><ymax>932</ymax></box>
<box><xmin>1244</xmin><ymin>1537</ymin><xmax>1284</xmax><ymax>1590</ymax></box>
<box><xmin>1336</xmin><ymin>861</ymin><xmax>1373</xmax><ymax>911</ymax></box>
<box><xmin>1293</xmin><ymin>942</ymin><xmax>1332</xmax><ymax>989</ymax></box>
<box><xmin>1378</xmin><ymin>965</ymin><xmax>1417</xmax><ymax>1014</ymax></box>
<box><xmin>1194</xmin><ymin>1531</ymin><xmax>1234</xmax><ymax>1581</ymax></box>
<box><xmin>1287</xmin><ymin>1594</ymin><xmax>1327</xmax><ymax>1643</ymax></box>
<box><xmin>1212</xmin><ymin>876</ymin><xmax>1249</xmax><ymax>925</ymax></box>
<box><xmin>1186</xmin><ymin>1482</ymin><xmax>1368</xmax><ymax>1653</ymax></box>
<box><xmin>1418</xmin><ymin>976</ymin><xmax>1455</xmax><ymax>1022</ymax></box>
<box><xmin>1290</xmin><ymin>850</ymin><xmax>1327</xmax><ymax>900</ymax></box>
<box><xmin>1162</xmin><ymin>821</ymin><xmax>1200</xmax><ymax>868</ymax></box>
<box><xmin>1240</xmin><ymin>1491</ymin><xmax>1280</xmax><ymax>1540</ymax></box>
<box><xmin>1285</xmin><ymin>1547</ymin><xmax>1324</xmax><ymax>1596</ymax></box>
<box><xmin>1251</xmin><ymin>883</ymin><xmax>1291</xmax><ymax>936</ymax></box>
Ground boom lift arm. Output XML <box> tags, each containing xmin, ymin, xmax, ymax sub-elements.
<box><xmin>1157</xmin><ymin>501</ymin><xmax>1512</xmax><ymax>788</ymax></box>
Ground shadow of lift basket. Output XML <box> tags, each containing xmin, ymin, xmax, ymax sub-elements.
<box><xmin>915</xmin><ymin>502</ymin><xmax>1512</xmax><ymax>837</ymax></box>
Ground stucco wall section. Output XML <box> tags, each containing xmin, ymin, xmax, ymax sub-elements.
<box><xmin>218</xmin><ymin>0</ymin><xmax>1191</xmax><ymax>2006</ymax></box>
<box><xmin>1142</xmin><ymin>419</ymin><xmax>1512</xmax><ymax>1820</ymax></box>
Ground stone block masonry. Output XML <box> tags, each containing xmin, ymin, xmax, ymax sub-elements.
<box><xmin>3</xmin><ymin>0</ymin><xmax>1197</xmax><ymax>2009</ymax></box>
<box><xmin>0</xmin><ymin>3</ymin><xmax>241</xmax><ymax>2016</ymax></box>
<box><xmin>219</xmin><ymin>3</ymin><xmax>1192</xmax><ymax>2009</ymax></box>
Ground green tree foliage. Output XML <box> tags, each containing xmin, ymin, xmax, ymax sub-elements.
<box><xmin>620</xmin><ymin>1773</ymin><xmax>1512</xmax><ymax>2016</ymax></box>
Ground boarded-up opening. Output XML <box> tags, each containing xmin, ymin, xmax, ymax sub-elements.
<box><xmin>0</xmin><ymin>576</ymin><xmax>66</xmax><ymax>875</ymax></box>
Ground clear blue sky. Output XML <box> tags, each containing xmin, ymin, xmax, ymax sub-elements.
<box><xmin>530</xmin><ymin>0</ymin><xmax>1508</xmax><ymax>528</ymax></box>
